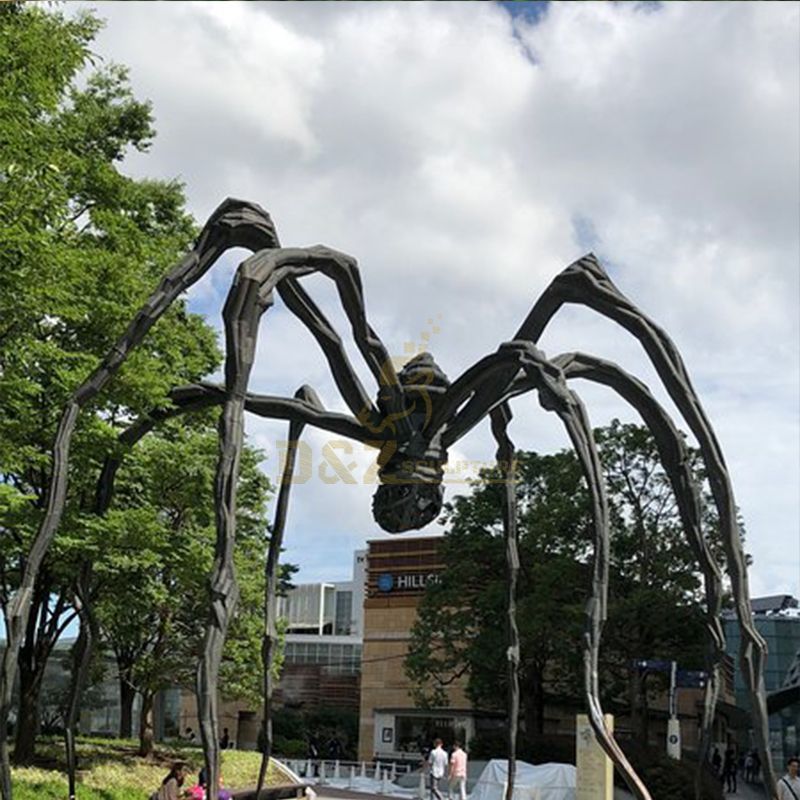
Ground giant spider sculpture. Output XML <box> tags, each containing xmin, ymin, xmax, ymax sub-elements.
<box><xmin>0</xmin><ymin>200</ymin><xmax>778</xmax><ymax>800</ymax></box>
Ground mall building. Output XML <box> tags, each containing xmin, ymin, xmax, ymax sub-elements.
<box><xmin>355</xmin><ymin>537</ymin><xmax>747</xmax><ymax>761</ymax></box>
<box><xmin>357</xmin><ymin>535</ymin><xmax>491</xmax><ymax>761</ymax></box>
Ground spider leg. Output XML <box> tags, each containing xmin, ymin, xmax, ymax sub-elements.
<box><xmin>62</xmin><ymin>387</ymin><xmax>223</xmax><ymax>796</ymax></box>
<box><xmin>64</xmin><ymin>562</ymin><xmax>94</xmax><ymax>800</ymax></box>
<box><xmin>176</xmin><ymin>381</ymin><xmax>389</xmax><ymax>445</ymax></box>
<box><xmin>488</xmin><ymin>404</ymin><xmax>520</xmax><ymax>800</ymax></box>
<box><xmin>514</xmin><ymin>254</ymin><xmax>776</xmax><ymax>795</ymax></box>
<box><xmin>0</xmin><ymin>198</ymin><xmax>278</xmax><ymax>799</ymax></box>
<box><xmin>256</xmin><ymin>384</ymin><xmax>321</xmax><ymax>794</ymax></box>
<box><xmin>198</xmin><ymin>243</ymin><xmax>404</xmax><ymax>800</ymax></box>
<box><xmin>551</xmin><ymin>352</ymin><xmax>725</xmax><ymax>800</ymax></box>
<box><xmin>279</xmin><ymin>248</ymin><xmax>412</xmax><ymax>439</ymax></box>
<box><xmin>277</xmin><ymin>279</ymin><xmax>381</xmax><ymax>429</ymax></box>
<box><xmin>436</xmin><ymin>343</ymin><xmax>652</xmax><ymax>799</ymax></box>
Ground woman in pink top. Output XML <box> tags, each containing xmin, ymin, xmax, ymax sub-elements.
<box><xmin>449</xmin><ymin>742</ymin><xmax>468</xmax><ymax>800</ymax></box>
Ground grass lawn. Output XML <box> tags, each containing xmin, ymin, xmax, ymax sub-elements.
<box><xmin>11</xmin><ymin>736</ymin><xmax>291</xmax><ymax>800</ymax></box>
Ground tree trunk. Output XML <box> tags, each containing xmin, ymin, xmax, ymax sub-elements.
<box><xmin>119</xmin><ymin>675</ymin><xmax>135</xmax><ymax>739</ymax></box>
<box><xmin>138</xmin><ymin>691</ymin><xmax>155</xmax><ymax>757</ymax></box>
<box><xmin>629</xmin><ymin>670</ymin><xmax>649</xmax><ymax>743</ymax></box>
<box><xmin>12</xmin><ymin>574</ymin><xmax>48</xmax><ymax>764</ymax></box>
<box><xmin>12</xmin><ymin>675</ymin><xmax>41</xmax><ymax>765</ymax></box>
<box><xmin>522</xmin><ymin>667</ymin><xmax>546</xmax><ymax>737</ymax></box>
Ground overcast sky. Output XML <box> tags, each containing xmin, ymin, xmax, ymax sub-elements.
<box><xmin>79</xmin><ymin>1</ymin><xmax>799</xmax><ymax>599</ymax></box>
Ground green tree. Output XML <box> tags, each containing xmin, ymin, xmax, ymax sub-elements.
<box><xmin>0</xmin><ymin>4</ymin><xmax>218</xmax><ymax>762</ymax></box>
<box><xmin>596</xmin><ymin>420</ymin><xmax>707</xmax><ymax>740</ymax></box>
<box><xmin>92</xmin><ymin>421</ymin><xmax>277</xmax><ymax>756</ymax></box>
<box><xmin>406</xmin><ymin>422</ymin><xmax>712</xmax><ymax>744</ymax></box>
<box><xmin>407</xmin><ymin>450</ymin><xmax>589</xmax><ymax>736</ymax></box>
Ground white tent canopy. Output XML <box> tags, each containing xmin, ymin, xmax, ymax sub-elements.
<box><xmin>470</xmin><ymin>759</ymin><xmax>576</xmax><ymax>800</ymax></box>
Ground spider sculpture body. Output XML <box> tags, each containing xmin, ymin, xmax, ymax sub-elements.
<box><xmin>0</xmin><ymin>200</ymin><xmax>778</xmax><ymax>800</ymax></box>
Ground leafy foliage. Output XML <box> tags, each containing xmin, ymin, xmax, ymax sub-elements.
<box><xmin>407</xmin><ymin>421</ymin><xmax>715</xmax><ymax>738</ymax></box>
<box><xmin>0</xmin><ymin>4</ymin><xmax>291</xmax><ymax>762</ymax></box>
<box><xmin>93</xmin><ymin>420</ymin><xmax>282</xmax><ymax>732</ymax></box>
<box><xmin>11</xmin><ymin>736</ymin><xmax>290</xmax><ymax>799</ymax></box>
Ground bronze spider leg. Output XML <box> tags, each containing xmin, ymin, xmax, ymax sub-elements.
<box><xmin>64</xmin><ymin>562</ymin><xmax>95</xmax><ymax>800</ymax></box>
<box><xmin>3</xmin><ymin>189</ymin><xmax>403</xmax><ymax>797</ymax></box>
<box><xmin>548</xmin><ymin>352</ymin><xmax>725</xmax><ymax>800</ymax></box>
<box><xmin>488</xmin><ymin>404</ymin><xmax>520</xmax><ymax>800</ymax></box>
<box><xmin>498</xmin><ymin>353</ymin><xmax>727</xmax><ymax>800</ymax></box>
<box><xmin>429</xmin><ymin>343</ymin><xmax>652</xmax><ymax>800</ymax></box>
<box><xmin>255</xmin><ymin>385</ymin><xmax>326</xmax><ymax>795</ymax></box>
<box><xmin>200</xmin><ymin>243</ymin><xmax>405</xmax><ymax>800</ymax></box>
<box><xmin>0</xmin><ymin>198</ymin><xmax>279</xmax><ymax>800</ymax></box>
<box><xmin>63</xmin><ymin>389</ymin><xmax>231</xmax><ymax>797</ymax></box>
<box><xmin>59</xmin><ymin>379</ymin><xmax>376</xmax><ymax>797</ymax></box>
<box><xmin>515</xmin><ymin>254</ymin><xmax>775</xmax><ymax>796</ymax></box>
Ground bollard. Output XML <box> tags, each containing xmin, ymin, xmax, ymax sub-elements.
<box><xmin>349</xmin><ymin>765</ymin><xmax>356</xmax><ymax>790</ymax></box>
<box><xmin>305</xmin><ymin>759</ymin><xmax>312</xmax><ymax>779</ymax></box>
<box><xmin>382</xmin><ymin>768</ymin><xmax>390</xmax><ymax>795</ymax></box>
<box><xmin>334</xmin><ymin>759</ymin><xmax>340</xmax><ymax>779</ymax></box>
<box><xmin>418</xmin><ymin>770</ymin><xmax>427</xmax><ymax>800</ymax></box>
<box><xmin>319</xmin><ymin>760</ymin><xmax>326</xmax><ymax>782</ymax></box>
<box><xmin>360</xmin><ymin>761</ymin><xmax>367</xmax><ymax>778</ymax></box>
<box><xmin>391</xmin><ymin>762</ymin><xmax>397</xmax><ymax>782</ymax></box>
<box><xmin>375</xmin><ymin>760</ymin><xmax>382</xmax><ymax>780</ymax></box>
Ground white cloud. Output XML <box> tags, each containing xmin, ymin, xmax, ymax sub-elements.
<box><xmin>80</xmin><ymin>1</ymin><xmax>799</xmax><ymax>597</ymax></box>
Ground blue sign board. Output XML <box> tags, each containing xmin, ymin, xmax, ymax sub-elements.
<box><xmin>377</xmin><ymin>573</ymin><xmax>394</xmax><ymax>592</ymax></box>
<box><xmin>633</xmin><ymin>659</ymin><xmax>673</xmax><ymax>672</ymax></box>
<box><xmin>676</xmin><ymin>669</ymin><xmax>708</xmax><ymax>688</ymax></box>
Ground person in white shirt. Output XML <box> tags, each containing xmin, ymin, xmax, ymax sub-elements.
<box><xmin>778</xmin><ymin>757</ymin><xmax>800</xmax><ymax>800</ymax></box>
<box><xmin>428</xmin><ymin>738</ymin><xmax>448</xmax><ymax>800</ymax></box>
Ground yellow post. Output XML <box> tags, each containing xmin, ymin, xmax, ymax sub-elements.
<box><xmin>575</xmin><ymin>714</ymin><xmax>614</xmax><ymax>800</ymax></box>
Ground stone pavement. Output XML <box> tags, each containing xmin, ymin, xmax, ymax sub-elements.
<box><xmin>723</xmin><ymin>780</ymin><xmax>768</xmax><ymax>799</ymax></box>
<box><xmin>307</xmin><ymin>783</ymin><xmax>772</xmax><ymax>800</ymax></box>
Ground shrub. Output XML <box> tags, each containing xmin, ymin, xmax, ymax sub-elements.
<box><xmin>272</xmin><ymin>737</ymin><xmax>308</xmax><ymax>758</ymax></box>
<box><xmin>617</xmin><ymin>740</ymin><xmax>724</xmax><ymax>800</ymax></box>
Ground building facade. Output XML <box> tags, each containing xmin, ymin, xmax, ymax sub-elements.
<box><xmin>724</xmin><ymin>595</ymin><xmax>800</xmax><ymax>766</ymax></box>
<box><xmin>358</xmin><ymin>536</ymin><xmax>484</xmax><ymax>761</ymax></box>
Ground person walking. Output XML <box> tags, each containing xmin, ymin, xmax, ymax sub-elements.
<box><xmin>428</xmin><ymin>738</ymin><xmax>448</xmax><ymax>800</ymax></box>
<box><xmin>722</xmin><ymin>747</ymin><xmax>737</xmax><ymax>793</ymax></box>
<box><xmin>449</xmin><ymin>741</ymin><xmax>467</xmax><ymax>800</ymax></box>
<box><xmin>712</xmin><ymin>747</ymin><xmax>722</xmax><ymax>776</ymax></box>
<box><xmin>778</xmin><ymin>756</ymin><xmax>800</xmax><ymax>800</ymax></box>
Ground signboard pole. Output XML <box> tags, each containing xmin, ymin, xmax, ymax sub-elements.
<box><xmin>666</xmin><ymin>661</ymin><xmax>681</xmax><ymax>759</ymax></box>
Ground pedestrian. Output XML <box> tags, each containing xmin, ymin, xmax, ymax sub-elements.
<box><xmin>220</xmin><ymin>727</ymin><xmax>230</xmax><ymax>750</ymax></box>
<box><xmin>712</xmin><ymin>747</ymin><xmax>722</xmax><ymax>776</ymax></box>
<box><xmin>448</xmin><ymin>741</ymin><xmax>467</xmax><ymax>800</ymax></box>
<box><xmin>752</xmin><ymin>749</ymin><xmax>761</xmax><ymax>780</ymax></box>
<box><xmin>184</xmin><ymin>727</ymin><xmax>196</xmax><ymax>743</ymax></box>
<box><xmin>778</xmin><ymin>756</ymin><xmax>800</xmax><ymax>800</ymax></box>
<box><xmin>151</xmin><ymin>761</ymin><xmax>190</xmax><ymax>800</ymax></box>
<box><xmin>308</xmin><ymin>735</ymin><xmax>319</xmax><ymax>777</ymax></box>
<box><xmin>428</xmin><ymin>738</ymin><xmax>448</xmax><ymax>800</ymax></box>
<box><xmin>327</xmin><ymin>736</ymin><xmax>343</xmax><ymax>760</ymax></box>
<box><xmin>722</xmin><ymin>747</ymin><xmax>737</xmax><ymax>793</ymax></box>
<box><xmin>744</xmin><ymin>751</ymin><xmax>754</xmax><ymax>783</ymax></box>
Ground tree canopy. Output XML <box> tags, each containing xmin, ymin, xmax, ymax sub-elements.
<box><xmin>0</xmin><ymin>3</ymin><xmax>287</xmax><ymax>763</ymax></box>
<box><xmin>406</xmin><ymin>420</ymin><xmax>712</xmax><ymax>742</ymax></box>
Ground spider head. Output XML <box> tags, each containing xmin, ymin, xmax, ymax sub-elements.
<box><xmin>372</xmin><ymin>352</ymin><xmax>449</xmax><ymax>533</ymax></box>
<box><xmin>372</xmin><ymin>467</ymin><xmax>444</xmax><ymax>533</ymax></box>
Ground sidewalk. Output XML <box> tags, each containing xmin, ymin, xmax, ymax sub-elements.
<box><xmin>724</xmin><ymin>781</ymin><xmax>768</xmax><ymax>799</ymax></box>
